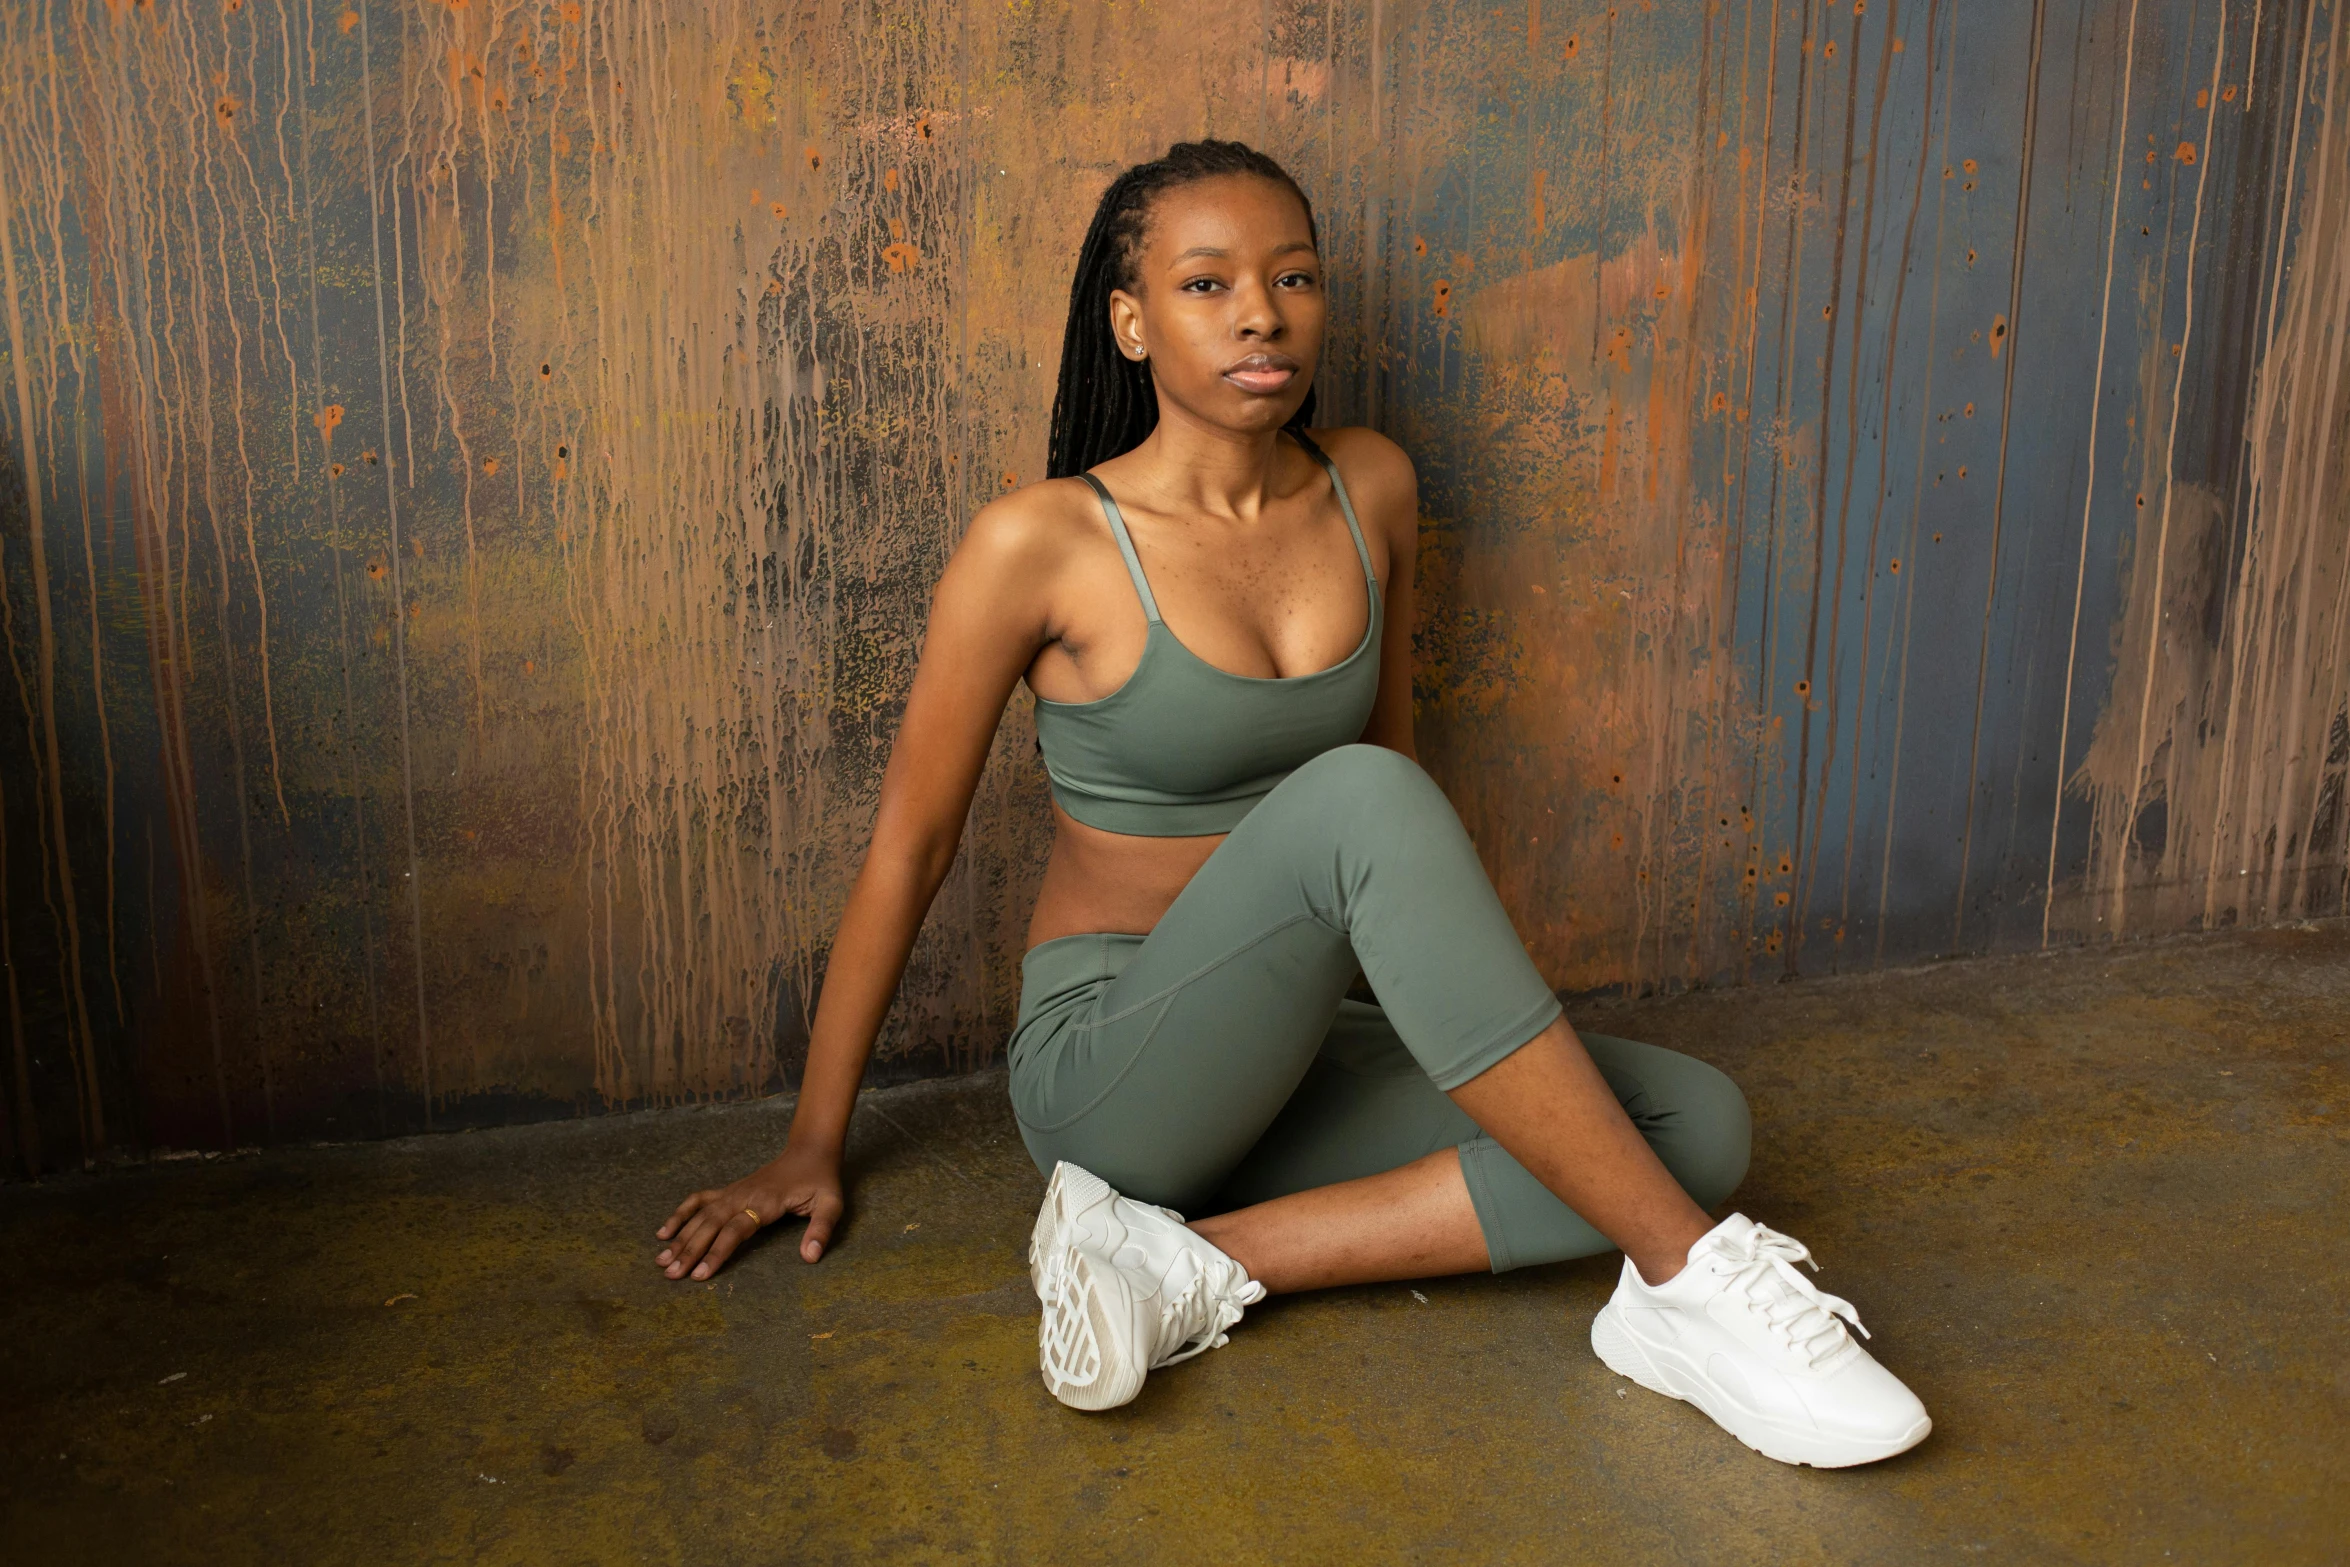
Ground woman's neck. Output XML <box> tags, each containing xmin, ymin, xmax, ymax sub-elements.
<box><xmin>1113</xmin><ymin>413</ymin><xmax>1297</xmax><ymax>523</ymax></box>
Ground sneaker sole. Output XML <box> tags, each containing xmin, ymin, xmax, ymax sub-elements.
<box><xmin>1591</xmin><ymin>1302</ymin><xmax>1932</xmax><ymax>1469</ymax></box>
<box><xmin>1038</xmin><ymin>1244</ymin><xmax>1146</xmax><ymax>1412</ymax></box>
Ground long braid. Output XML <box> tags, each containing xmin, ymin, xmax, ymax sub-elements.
<box><xmin>1046</xmin><ymin>140</ymin><xmax>1321</xmax><ymax>480</ymax></box>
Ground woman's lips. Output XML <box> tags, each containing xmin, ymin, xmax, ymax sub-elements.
<box><xmin>1224</xmin><ymin>366</ymin><xmax>1296</xmax><ymax>394</ymax></box>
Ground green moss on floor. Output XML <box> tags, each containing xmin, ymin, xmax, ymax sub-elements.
<box><xmin>5</xmin><ymin>923</ymin><xmax>2346</xmax><ymax>1565</ymax></box>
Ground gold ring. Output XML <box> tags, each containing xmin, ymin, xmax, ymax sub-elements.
<box><xmin>742</xmin><ymin>1207</ymin><xmax>761</xmax><ymax>1227</ymax></box>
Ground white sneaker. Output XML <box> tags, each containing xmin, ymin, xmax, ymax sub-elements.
<box><xmin>1029</xmin><ymin>1161</ymin><xmax>1267</xmax><ymax>1411</ymax></box>
<box><xmin>1591</xmin><ymin>1213</ymin><xmax>1931</xmax><ymax>1468</ymax></box>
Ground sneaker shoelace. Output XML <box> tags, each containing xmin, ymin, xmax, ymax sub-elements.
<box><xmin>1150</xmin><ymin>1256</ymin><xmax>1267</xmax><ymax>1369</ymax></box>
<box><xmin>1705</xmin><ymin>1223</ymin><xmax>1869</xmax><ymax>1367</ymax></box>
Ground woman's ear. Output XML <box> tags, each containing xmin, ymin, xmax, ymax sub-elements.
<box><xmin>1106</xmin><ymin>287</ymin><xmax>1149</xmax><ymax>362</ymax></box>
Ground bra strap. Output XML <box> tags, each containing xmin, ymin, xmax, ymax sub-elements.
<box><xmin>1077</xmin><ymin>472</ymin><xmax>1163</xmax><ymax>623</ymax></box>
<box><xmin>1287</xmin><ymin>429</ymin><xmax>1378</xmax><ymax>589</ymax></box>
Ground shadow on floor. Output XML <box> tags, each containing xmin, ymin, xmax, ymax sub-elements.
<box><xmin>4</xmin><ymin>923</ymin><xmax>2346</xmax><ymax>1564</ymax></box>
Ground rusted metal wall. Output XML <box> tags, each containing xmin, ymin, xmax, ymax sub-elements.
<box><xmin>1</xmin><ymin>0</ymin><xmax>2342</xmax><ymax>1172</ymax></box>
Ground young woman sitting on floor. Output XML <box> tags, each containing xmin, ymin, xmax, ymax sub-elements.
<box><xmin>653</xmin><ymin>138</ymin><xmax>1931</xmax><ymax>1469</ymax></box>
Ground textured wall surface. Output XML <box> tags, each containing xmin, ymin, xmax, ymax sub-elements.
<box><xmin>0</xmin><ymin>0</ymin><xmax>2343</xmax><ymax>1172</ymax></box>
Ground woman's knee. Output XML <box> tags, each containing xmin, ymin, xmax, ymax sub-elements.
<box><xmin>1288</xmin><ymin>743</ymin><xmax>1449</xmax><ymax>822</ymax></box>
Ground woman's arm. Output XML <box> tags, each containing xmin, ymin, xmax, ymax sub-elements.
<box><xmin>655</xmin><ymin>491</ymin><xmax>1066</xmax><ymax>1280</ymax></box>
<box><xmin>1339</xmin><ymin>429</ymin><xmax>1421</xmax><ymax>761</ymax></box>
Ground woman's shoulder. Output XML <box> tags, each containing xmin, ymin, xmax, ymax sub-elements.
<box><xmin>1302</xmin><ymin>423</ymin><xmax>1411</xmax><ymax>468</ymax></box>
<box><xmin>954</xmin><ymin>472</ymin><xmax>1116</xmax><ymax>576</ymax></box>
<box><xmin>1301</xmin><ymin>426</ymin><xmax>1419</xmax><ymax>519</ymax></box>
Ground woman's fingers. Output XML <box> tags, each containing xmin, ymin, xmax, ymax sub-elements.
<box><xmin>661</xmin><ymin>1203</ymin><xmax>727</xmax><ymax>1277</ymax></box>
<box><xmin>657</xmin><ymin>1207</ymin><xmax>704</xmax><ymax>1267</ymax></box>
<box><xmin>799</xmin><ymin>1189</ymin><xmax>846</xmax><ymax>1262</ymax></box>
<box><xmin>659</xmin><ymin>1213</ymin><xmax>699</xmax><ymax>1275</ymax></box>
<box><xmin>661</xmin><ymin>1191</ymin><xmax>775</xmax><ymax>1278</ymax></box>
<box><xmin>655</xmin><ymin>1189</ymin><xmax>716</xmax><ymax>1243</ymax></box>
<box><xmin>690</xmin><ymin>1210</ymin><xmax>762</xmax><ymax>1280</ymax></box>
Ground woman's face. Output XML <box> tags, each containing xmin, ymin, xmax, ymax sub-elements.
<box><xmin>1106</xmin><ymin>173</ymin><xmax>1325</xmax><ymax>437</ymax></box>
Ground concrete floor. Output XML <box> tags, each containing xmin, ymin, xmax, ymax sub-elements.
<box><xmin>5</xmin><ymin>924</ymin><xmax>2346</xmax><ymax>1566</ymax></box>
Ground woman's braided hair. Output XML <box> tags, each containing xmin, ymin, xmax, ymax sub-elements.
<box><xmin>1046</xmin><ymin>139</ymin><xmax>1321</xmax><ymax>480</ymax></box>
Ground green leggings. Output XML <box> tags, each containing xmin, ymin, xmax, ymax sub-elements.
<box><xmin>1007</xmin><ymin>745</ymin><xmax>1751</xmax><ymax>1273</ymax></box>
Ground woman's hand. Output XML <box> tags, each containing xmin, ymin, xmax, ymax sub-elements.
<box><xmin>654</xmin><ymin>1142</ymin><xmax>845</xmax><ymax>1280</ymax></box>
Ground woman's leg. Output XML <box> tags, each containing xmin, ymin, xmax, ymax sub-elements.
<box><xmin>1010</xmin><ymin>743</ymin><xmax>1723</xmax><ymax>1283</ymax></box>
<box><xmin>1195</xmin><ymin>1149</ymin><xmax>1492</xmax><ymax>1289</ymax></box>
<box><xmin>1197</xmin><ymin>1009</ymin><xmax>1750</xmax><ymax>1290</ymax></box>
<box><xmin>1447</xmin><ymin>1023</ymin><xmax>1722</xmax><ymax>1281</ymax></box>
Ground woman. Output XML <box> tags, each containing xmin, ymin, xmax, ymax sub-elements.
<box><xmin>655</xmin><ymin>140</ymin><xmax>1930</xmax><ymax>1468</ymax></box>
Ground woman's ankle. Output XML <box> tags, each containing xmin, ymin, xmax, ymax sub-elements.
<box><xmin>1628</xmin><ymin>1209</ymin><xmax>1717</xmax><ymax>1286</ymax></box>
<box><xmin>1630</xmin><ymin>1248</ymin><xmax>1689</xmax><ymax>1287</ymax></box>
<box><xmin>1186</xmin><ymin>1215</ymin><xmax>1270</xmax><ymax>1286</ymax></box>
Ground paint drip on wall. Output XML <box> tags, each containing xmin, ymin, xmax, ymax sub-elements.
<box><xmin>2068</xmin><ymin>3</ymin><xmax>2350</xmax><ymax>939</ymax></box>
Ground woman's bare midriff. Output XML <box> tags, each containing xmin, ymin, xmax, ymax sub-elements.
<box><xmin>1025</xmin><ymin>803</ymin><xmax>1226</xmax><ymax>947</ymax></box>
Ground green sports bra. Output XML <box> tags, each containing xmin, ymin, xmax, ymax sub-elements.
<box><xmin>1031</xmin><ymin>429</ymin><xmax>1383</xmax><ymax>837</ymax></box>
